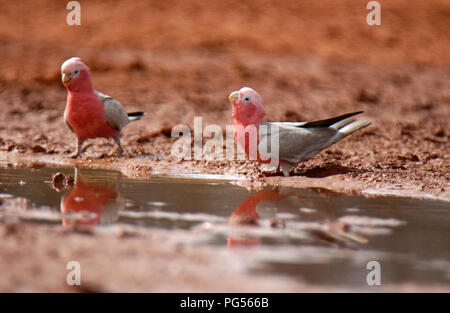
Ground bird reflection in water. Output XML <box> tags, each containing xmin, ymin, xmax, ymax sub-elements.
<box><xmin>228</xmin><ymin>190</ymin><xmax>281</xmax><ymax>247</ymax></box>
<box><xmin>227</xmin><ymin>187</ymin><xmax>368</xmax><ymax>248</ymax></box>
<box><xmin>58</xmin><ymin>168</ymin><xmax>124</xmax><ymax>226</ymax></box>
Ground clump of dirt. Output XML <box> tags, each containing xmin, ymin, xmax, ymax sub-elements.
<box><xmin>51</xmin><ymin>172</ymin><xmax>74</xmax><ymax>191</ymax></box>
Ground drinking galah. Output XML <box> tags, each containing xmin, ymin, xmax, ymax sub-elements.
<box><xmin>229</xmin><ymin>87</ymin><xmax>371</xmax><ymax>176</ymax></box>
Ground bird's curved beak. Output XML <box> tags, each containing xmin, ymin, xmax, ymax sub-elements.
<box><xmin>228</xmin><ymin>91</ymin><xmax>240</xmax><ymax>103</ymax></box>
<box><xmin>61</xmin><ymin>73</ymin><xmax>71</xmax><ymax>86</ymax></box>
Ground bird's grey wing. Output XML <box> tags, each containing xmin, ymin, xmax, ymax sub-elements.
<box><xmin>269</xmin><ymin>121</ymin><xmax>308</xmax><ymax>127</ymax></box>
<box><xmin>258</xmin><ymin>122</ymin><xmax>337</xmax><ymax>164</ymax></box>
<box><xmin>95</xmin><ymin>90</ymin><xmax>129</xmax><ymax>130</ymax></box>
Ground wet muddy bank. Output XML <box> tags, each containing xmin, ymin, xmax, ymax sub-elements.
<box><xmin>1</xmin><ymin>152</ymin><xmax>449</xmax><ymax>202</ymax></box>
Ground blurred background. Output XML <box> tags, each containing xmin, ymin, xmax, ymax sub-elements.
<box><xmin>0</xmin><ymin>0</ymin><xmax>448</xmax><ymax>170</ymax></box>
<box><xmin>0</xmin><ymin>0</ymin><xmax>449</xmax><ymax>292</ymax></box>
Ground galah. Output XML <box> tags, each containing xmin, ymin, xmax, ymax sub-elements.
<box><xmin>229</xmin><ymin>87</ymin><xmax>372</xmax><ymax>176</ymax></box>
<box><xmin>61</xmin><ymin>57</ymin><xmax>144</xmax><ymax>157</ymax></box>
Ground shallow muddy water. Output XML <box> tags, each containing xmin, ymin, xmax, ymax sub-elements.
<box><xmin>0</xmin><ymin>165</ymin><xmax>449</xmax><ymax>288</ymax></box>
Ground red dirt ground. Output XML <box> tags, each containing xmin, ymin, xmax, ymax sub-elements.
<box><xmin>0</xmin><ymin>0</ymin><xmax>449</xmax><ymax>291</ymax></box>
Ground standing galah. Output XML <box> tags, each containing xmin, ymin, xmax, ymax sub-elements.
<box><xmin>61</xmin><ymin>57</ymin><xmax>144</xmax><ymax>158</ymax></box>
<box><xmin>229</xmin><ymin>87</ymin><xmax>372</xmax><ymax>176</ymax></box>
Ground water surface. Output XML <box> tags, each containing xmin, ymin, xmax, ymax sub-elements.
<box><xmin>0</xmin><ymin>166</ymin><xmax>449</xmax><ymax>288</ymax></box>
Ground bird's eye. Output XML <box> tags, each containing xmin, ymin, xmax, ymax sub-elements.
<box><xmin>243</xmin><ymin>97</ymin><xmax>250</xmax><ymax>103</ymax></box>
<box><xmin>74</xmin><ymin>70</ymin><xmax>79</xmax><ymax>74</ymax></box>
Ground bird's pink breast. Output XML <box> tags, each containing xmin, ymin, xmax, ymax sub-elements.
<box><xmin>233</xmin><ymin>122</ymin><xmax>274</xmax><ymax>164</ymax></box>
<box><xmin>65</xmin><ymin>92</ymin><xmax>119</xmax><ymax>140</ymax></box>
<box><xmin>232</xmin><ymin>102</ymin><xmax>265</xmax><ymax>127</ymax></box>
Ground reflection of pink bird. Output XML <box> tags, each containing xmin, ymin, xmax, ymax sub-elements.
<box><xmin>229</xmin><ymin>87</ymin><xmax>371</xmax><ymax>176</ymax></box>
<box><xmin>61</xmin><ymin>57</ymin><xmax>144</xmax><ymax>157</ymax></box>
<box><xmin>61</xmin><ymin>170</ymin><xmax>121</xmax><ymax>226</ymax></box>
<box><xmin>228</xmin><ymin>190</ymin><xmax>281</xmax><ymax>247</ymax></box>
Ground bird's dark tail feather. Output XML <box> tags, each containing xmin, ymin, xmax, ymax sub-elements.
<box><xmin>128</xmin><ymin>111</ymin><xmax>145</xmax><ymax>121</ymax></box>
<box><xmin>300</xmin><ymin>111</ymin><xmax>363</xmax><ymax>128</ymax></box>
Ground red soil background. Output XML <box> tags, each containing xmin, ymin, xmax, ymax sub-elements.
<box><xmin>0</xmin><ymin>0</ymin><xmax>449</xmax><ymax>292</ymax></box>
<box><xmin>0</xmin><ymin>0</ymin><xmax>449</xmax><ymax>193</ymax></box>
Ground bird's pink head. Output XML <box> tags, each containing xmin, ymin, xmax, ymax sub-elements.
<box><xmin>61</xmin><ymin>57</ymin><xmax>93</xmax><ymax>92</ymax></box>
<box><xmin>228</xmin><ymin>87</ymin><xmax>265</xmax><ymax>126</ymax></box>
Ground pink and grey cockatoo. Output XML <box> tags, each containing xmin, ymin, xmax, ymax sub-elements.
<box><xmin>229</xmin><ymin>87</ymin><xmax>372</xmax><ymax>176</ymax></box>
<box><xmin>61</xmin><ymin>57</ymin><xmax>144</xmax><ymax>158</ymax></box>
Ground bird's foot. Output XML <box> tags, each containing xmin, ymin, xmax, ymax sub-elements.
<box><xmin>113</xmin><ymin>135</ymin><xmax>125</xmax><ymax>158</ymax></box>
<box><xmin>280</xmin><ymin>162</ymin><xmax>291</xmax><ymax>177</ymax></box>
<box><xmin>70</xmin><ymin>139</ymin><xmax>85</xmax><ymax>159</ymax></box>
